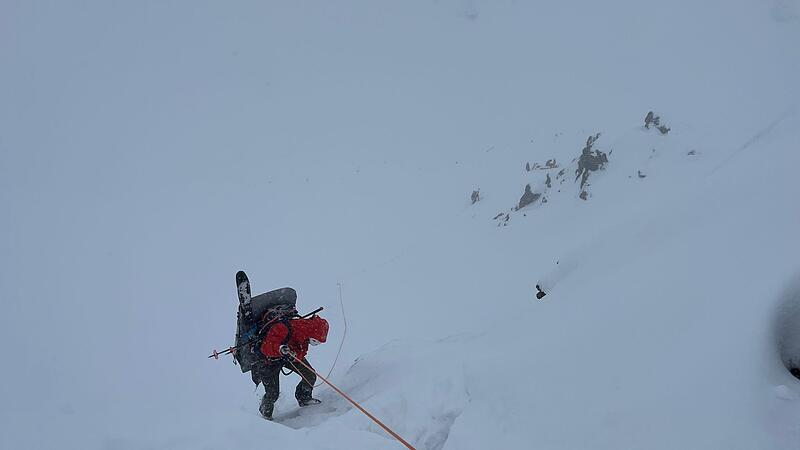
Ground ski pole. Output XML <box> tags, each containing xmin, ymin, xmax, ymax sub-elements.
<box><xmin>288</xmin><ymin>357</ymin><xmax>417</xmax><ymax>450</ymax></box>
<box><xmin>208</xmin><ymin>341</ymin><xmax>247</xmax><ymax>360</ymax></box>
<box><xmin>208</xmin><ymin>307</ymin><xmax>324</xmax><ymax>360</ymax></box>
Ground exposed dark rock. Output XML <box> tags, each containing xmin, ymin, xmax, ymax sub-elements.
<box><xmin>471</xmin><ymin>190</ymin><xmax>480</xmax><ymax>204</ymax></box>
<box><xmin>645</xmin><ymin>111</ymin><xmax>671</xmax><ymax>135</ymax></box>
<box><xmin>574</xmin><ymin>133</ymin><xmax>609</xmax><ymax>190</ymax></box>
<box><xmin>578</xmin><ymin>148</ymin><xmax>607</xmax><ymax>172</ymax></box>
<box><xmin>644</xmin><ymin>111</ymin><xmax>659</xmax><ymax>128</ymax></box>
<box><xmin>517</xmin><ymin>184</ymin><xmax>541</xmax><ymax>210</ymax></box>
<box><xmin>527</xmin><ymin>159</ymin><xmax>559</xmax><ymax>171</ymax></box>
<box><xmin>494</xmin><ymin>212</ymin><xmax>511</xmax><ymax>227</ymax></box>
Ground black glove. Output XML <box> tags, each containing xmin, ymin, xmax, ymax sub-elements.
<box><xmin>279</xmin><ymin>345</ymin><xmax>295</xmax><ymax>359</ymax></box>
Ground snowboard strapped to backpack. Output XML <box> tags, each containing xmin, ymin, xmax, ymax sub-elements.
<box><xmin>234</xmin><ymin>271</ymin><xmax>298</xmax><ymax>374</ymax></box>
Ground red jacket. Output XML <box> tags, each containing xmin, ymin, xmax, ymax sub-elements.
<box><xmin>260</xmin><ymin>316</ymin><xmax>329</xmax><ymax>361</ymax></box>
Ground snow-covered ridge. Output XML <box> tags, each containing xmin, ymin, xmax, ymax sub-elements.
<box><xmin>241</xmin><ymin>110</ymin><xmax>800</xmax><ymax>449</ymax></box>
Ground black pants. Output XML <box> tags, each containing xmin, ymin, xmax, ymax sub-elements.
<box><xmin>253</xmin><ymin>358</ymin><xmax>316</xmax><ymax>418</ymax></box>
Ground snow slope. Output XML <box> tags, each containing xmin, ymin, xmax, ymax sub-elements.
<box><xmin>1</xmin><ymin>1</ymin><xmax>799</xmax><ymax>449</ymax></box>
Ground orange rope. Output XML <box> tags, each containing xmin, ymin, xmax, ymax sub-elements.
<box><xmin>289</xmin><ymin>357</ymin><xmax>417</xmax><ymax>450</ymax></box>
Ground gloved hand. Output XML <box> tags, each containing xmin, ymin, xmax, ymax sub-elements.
<box><xmin>279</xmin><ymin>345</ymin><xmax>295</xmax><ymax>358</ymax></box>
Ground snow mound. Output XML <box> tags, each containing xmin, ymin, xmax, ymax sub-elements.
<box><xmin>275</xmin><ymin>337</ymin><xmax>473</xmax><ymax>450</ymax></box>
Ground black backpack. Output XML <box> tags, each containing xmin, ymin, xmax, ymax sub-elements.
<box><xmin>234</xmin><ymin>288</ymin><xmax>297</xmax><ymax>373</ymax></box>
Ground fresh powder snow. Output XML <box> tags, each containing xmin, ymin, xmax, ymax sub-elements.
<box><xmin>1</xmin><ymin>1</ymin><xmax>799</xmax><ymax>449</ymax></box>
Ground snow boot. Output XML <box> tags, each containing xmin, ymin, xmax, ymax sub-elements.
<box><xmin>259</xmin><ymin>396</ymin><xmax>275</xmax><ymax>420</ymax></box>
<box><xmin>298</xmin><ymin>398</ymin><xmax>321</xmax><ymax>407</ymax></box>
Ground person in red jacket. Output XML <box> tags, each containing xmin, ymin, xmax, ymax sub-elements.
<box><xmin>254</xmin><ymin>314</ymin><xmax>329</xmax><ymax>420</ymax></box>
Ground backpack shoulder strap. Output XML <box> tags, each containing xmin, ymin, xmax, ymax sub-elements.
<box><xmin>257</xmin><ymin>310</ymin><xmax>299</xmax><ymax>345</ymax></box>
<box><xmin>281</xmin><ymin>318</ymin><xmax>293</xmax><ymax>346</ymax></box>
